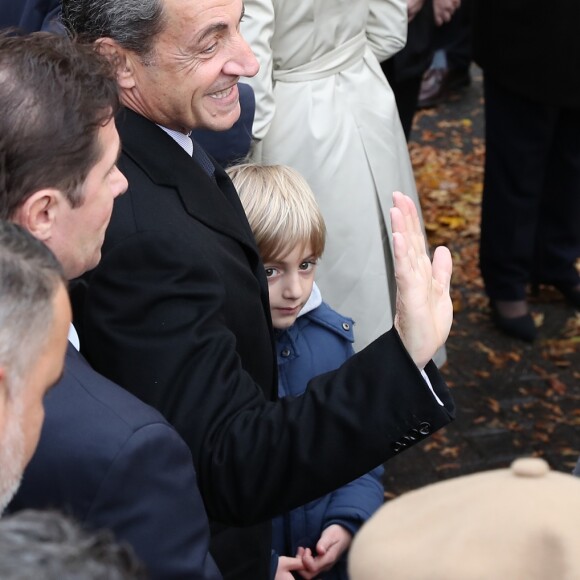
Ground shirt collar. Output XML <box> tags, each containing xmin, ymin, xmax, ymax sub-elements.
<box><xmin>157</xmin><ymin>125</ymin><xmax>193</xmax><ymax>156</ymax></box>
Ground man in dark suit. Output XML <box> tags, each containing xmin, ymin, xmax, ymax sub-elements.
<box><xmin>0</xmin><ymin>32</ymin><xmax>221</xmax><ymax>580</ymax></box>
<box><xmin>0</xmin><ymin>222</ymin><xmax>70</xmax><ymax>514</ymax></box>
<box><xmin>62</xmin><ymin>0</ymin><xmax>456</xmax><ymax>578</ymax></box>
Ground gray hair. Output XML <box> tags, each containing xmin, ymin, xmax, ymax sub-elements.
<box><xmin>0</xmin><ymin>221</ymin><xmax>66</xmax><ymax>394</ymax></box>
<box><xmin>62</xmin><ymin>0</ymin><xmax>166</xmax><ymax>59</ymax></box>
<box><xmin>0</xmin><ymin>510</ymin><xmax>147</xmax><ymax>579</ymax></box>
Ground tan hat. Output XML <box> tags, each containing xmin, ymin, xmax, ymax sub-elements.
<box><xmin>349</xmin><ymin>458</ymin><xmax>580</xmax><ymax>580</ymax></box>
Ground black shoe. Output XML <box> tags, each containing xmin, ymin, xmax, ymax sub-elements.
<box><xmin>490</xmin><ymin>301</ymin><xmax>537</xmax><ymax>342</ymax></box>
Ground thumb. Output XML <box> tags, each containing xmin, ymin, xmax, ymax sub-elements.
<box><xmin>316</xmin><ymin>535</ymin><xmax>337</xmax><ymax>556</ymax></box>
<box><xmin>432</xmin><ymin>245</ymin><xmax>452</xmax><ymax>289</ymax></box>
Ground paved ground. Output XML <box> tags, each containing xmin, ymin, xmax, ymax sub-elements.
<box><xmin>383</xmin><ymin>66</ymin><xmax>580</xmax><ymax>498</ymax></box>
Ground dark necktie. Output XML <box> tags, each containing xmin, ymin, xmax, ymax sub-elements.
<box><xmin>191</xmin><ymin>138</ymin><xmax>216</xmax><ymax>181</ymax></box>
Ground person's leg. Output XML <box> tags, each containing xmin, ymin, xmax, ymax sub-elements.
<box><xmin>480</xmin><ymin>76</ymin><xmax>557</xmax><ymax>301</ymax></box>
<box><xmin>418</xmin><ymin>0</ymin><xmax>472</xmax><ymax>108</ymax></box>
<box><xmin>533</xmin><ymin>106</ymin><xmax>580</xmax><ymax>296</ymax></box>
<box><xmin>386</xmin><ymin>73</ymin><xmax>423</xmax><ymax>140</ymax></box>
<box><xmin>441</xmin><ymin>0</ymin><xmax>473</xmax><ymax>74</ymax></box>
<box><xmin>382</xmin><ymin>1</ymin><xmax>436</xmax><ymax>134</ymax></box>
<box><xmin>479</xmin><ymin>76</ymin><xmax>560</xmax><ymax>339</ymax></box>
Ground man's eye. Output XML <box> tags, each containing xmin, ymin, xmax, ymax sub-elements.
<box><xmin>202</xmin><ymin>43</ymin><xmax>218</xmax><ymax>55</ymax></box>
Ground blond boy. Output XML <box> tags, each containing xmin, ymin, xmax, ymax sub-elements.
<box><xmin>229</xmin><ymin>163</ymin><xmax>384</xmax><ymax>580</ymax></box>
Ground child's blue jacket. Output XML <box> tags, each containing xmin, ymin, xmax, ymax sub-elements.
<box><xmin>272</xmin><ymin>300</ymin><xmax>384</xmax><ymax>579</ymax></box>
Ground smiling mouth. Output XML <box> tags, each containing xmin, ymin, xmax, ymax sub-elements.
<box><xmin>209</xmin><ymin>86</ymin><xmax>234</xmax><ymax>99</ymax></box>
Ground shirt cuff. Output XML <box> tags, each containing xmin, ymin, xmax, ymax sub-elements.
<box><xmin>420</xmin><ymin>368</ymin><xmax>444</xmax><ymax>406</ymax></box>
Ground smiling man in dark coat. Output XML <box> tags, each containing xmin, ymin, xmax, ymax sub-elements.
<box><xmin>61</xmin><ymin>0</ymin><xmax>456</xmax><ymax>578</ymax></box>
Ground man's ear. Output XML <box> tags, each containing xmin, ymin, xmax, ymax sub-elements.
<box><xmin>95</xmin><ymin>37</ymin><xmax>136</xmax><ymax>89</ymax></box>
<box><xmin>12</xmin><ymin>190</ymin><xmax>60</xmax><ymax>243</ymax></box>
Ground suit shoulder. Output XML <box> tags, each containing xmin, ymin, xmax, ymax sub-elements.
<box><xmin>55</xmin><ymin>349</ymin><xmax>171</xmax><ymax>435</ymax></box>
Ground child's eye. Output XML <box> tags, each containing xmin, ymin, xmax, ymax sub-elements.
<box><xmin>299</xmin><ymin>260</ymin><xmax>317</xmax><ymax>271</ymax></box>
<box><xmin>265</xmin><ymin>267</ymin><xmax>277</xmax><ymax>278</ymax></box>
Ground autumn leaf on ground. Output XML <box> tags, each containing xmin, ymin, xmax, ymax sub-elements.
<box><xmin>475</xmin><ymin>341</ymin><xmax>522</xmax><ymax>368</ymax></box>
<box><xmin>486</xmin><ymin>398</ymin><xmax>501</xmax><ymax>413</ymax></box>
<box><xmin>548</xmin><ymin>376</ymin><xmax>567</xmax><ymax>395</ymax></box>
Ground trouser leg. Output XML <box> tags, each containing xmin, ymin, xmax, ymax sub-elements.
<box><xmin>479</xmin><ymin>76</ymin><xmax>557</xmax><ymax>299</ymax></box>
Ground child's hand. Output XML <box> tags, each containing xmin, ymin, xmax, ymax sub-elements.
<box><xmin>275</xmin><ymin>555</ymin><xmax>305</xmax><ymax>580</ymax></box>
<box><xmin>295</xmin><ymin>524</ymin><xmax>352</xmax><ymax>579</ymax></box>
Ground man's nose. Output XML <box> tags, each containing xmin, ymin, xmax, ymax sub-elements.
<box><xmin>112</xmin><ymin>167</ymin><xmax>128</xmax><ymax>198</ymax></box>
<box><xmin>226</xmin><ymin>31</ymin><xmax>260</xmax><ymax>79</ymax></box>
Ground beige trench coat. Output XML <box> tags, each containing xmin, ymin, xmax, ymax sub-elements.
<box><xmin>241</xmin><ymin>0</ymin><xmax>423</xmax><ymax>351</ymax></box>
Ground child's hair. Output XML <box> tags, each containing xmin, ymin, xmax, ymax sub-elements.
<box><xmin>227</xmin><ymin>163</ymin><xmax>326</xmax><ymax>262</ymax></box>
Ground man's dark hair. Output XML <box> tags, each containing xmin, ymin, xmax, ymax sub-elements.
<box><xmin>0</xmin><ymin>31</ymin><xmax>119</xmax><ymax>219</ymax></box>
<box><xmin>62</xmin><ymin>0</ymin><xmax>166</xmax><ymax>60</ymax></box>
<box><xmin>0</xmin><ymin>510</ymin><xmax>148</xmax><ymax>579</ymax></box>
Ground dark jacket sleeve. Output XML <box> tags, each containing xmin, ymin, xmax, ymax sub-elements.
<box><xmin>83</xmin><ymin>216</ymin><xmax>454</xmax><ymax>527</ymax></box>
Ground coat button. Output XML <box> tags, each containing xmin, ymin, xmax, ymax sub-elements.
<box><xmin>342</xmin><ymin>322</ymin><xmax>350</xmax><ymax>331</ymax></box>
<box><xmin>281</xmin><ymin>348</ymin><xmax>291</xmax><ymax>357</ymax></box>
<box><xmin>418</xmin><ymin>422</ymin><xmax>431</xmax><ymax>435</ymax></box>
<box><xmin>392</xmin><ymin>441</ymin><xmax>406</xmax><ymax>453</ymax></box>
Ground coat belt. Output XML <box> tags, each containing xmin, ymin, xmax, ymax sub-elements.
<box><xmin>272</xmin><ymin>31</ymin><xmax>366</xmax><ymax>83</ymax></box>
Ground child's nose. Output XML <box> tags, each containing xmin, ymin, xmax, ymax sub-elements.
<box><xmin>282</xmin><ymin>274</ymin><xmax>302</xmax><ymax>299</ymax></box>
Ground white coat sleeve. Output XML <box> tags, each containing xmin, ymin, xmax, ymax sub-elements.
<box><xmin>241</xmin><ymin>0</ymin><xmax>277</xmax><ymax>143</ymax></box>
<box><xmin>366</xmin><ymin>0</ymin><xmax>408</xmax><ymax>62</ymax></box>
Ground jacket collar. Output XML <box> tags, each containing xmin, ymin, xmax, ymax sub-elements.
<box><xmin>277</xmin><ymin>301</ymin><xmax>355</xmax><ymax>344</ymax></box>
<box><xmin>116</xmin><ymin>108</ymin><xmax>258</xmax><ymax>253</ymax></box>
<box><xmin>297</xmin><ymin>283</ymin><xmax>322</xmax><ymax>318</ymax></box>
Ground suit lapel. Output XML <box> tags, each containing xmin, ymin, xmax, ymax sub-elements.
<box><xmin>116</xmin><ymin>108</ymin><xmax>271</xmax><ymax>313</ymax></box>
<box><xmin>117</xmin><ymin>108</ymin><xmax>258</xmax><ymax>254</ymax></box>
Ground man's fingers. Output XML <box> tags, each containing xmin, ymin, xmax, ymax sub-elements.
<box><xmin>391</xmin><ymin>193</ymin><xmax>407</xmax><ymax>235</ymax></box>
<box><xmin>432</xmin><ymin>245</ymin><xmax>453</xmax><ymax>289</ymax></box>
<box><xmin>392</xmin><ymin>192</ymin><xmax>427</xmax><ymax>275</ymax></box>
<box><xmin>393</xmin><ymin>192</ymin><xmax>423</xmax><ymax>252</ymax></box>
